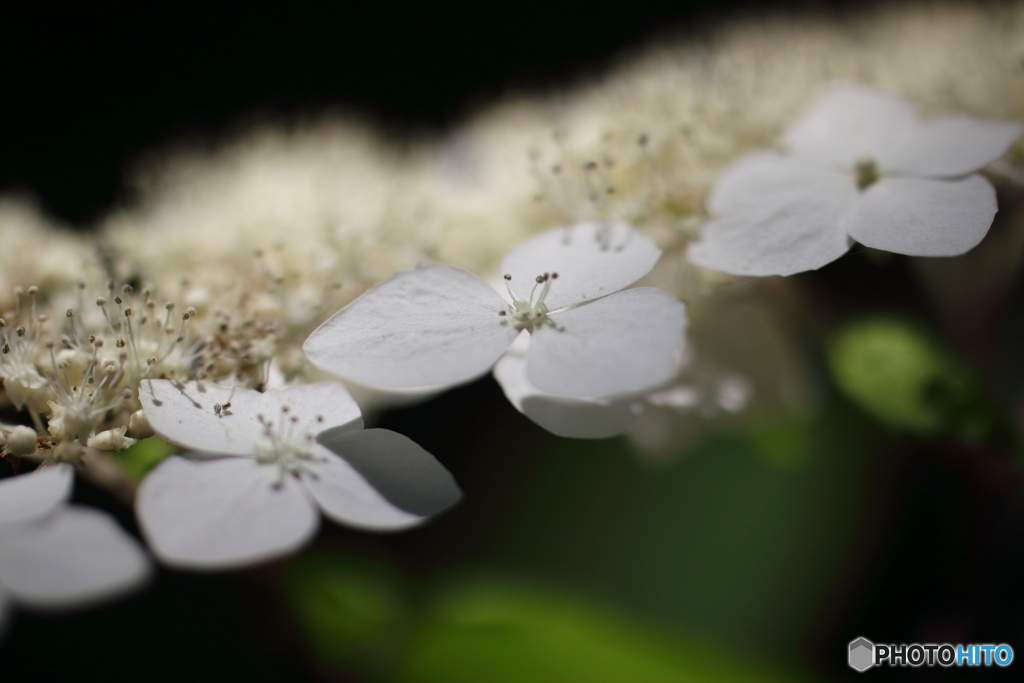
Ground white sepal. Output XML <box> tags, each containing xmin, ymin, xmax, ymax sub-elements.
<box><xmin>844</xmin><ymin>175</ymin><xmax>997</xmax><ymax>256</ymax></box>
<box><xmin>527</xmin><ymin>288</ymin><xmax>686</xmax><ymax>398</ymax></box>
<box><xmin>783</xmin><ymin>85</ymin><xmax>918</xmax><ymax>169</ymax></box>
<box><xmin>500</xmin><ymin>221</ymin><xmax>661</xmax><ymax>311</ymax></box>
<box><xmin>689</xmin><ymin>153</ymin><xmax>855</xmax><ymax>276</ymax></box>
<box><xmin>136</xmin><ymin>456</ymin><xmax>319</xmax><ymax>571</ymax></box>
<box><xmin>139</xmin><ymin>380</ymin><xmax>363</xmax><ymax>455</ymax></box>
<box><xmin>304</xmin><ymin>263</ymin><xmax>517</xmax><ymax>389</ymax></box>
<box><xmin>0</xmin><ymin>465</ymin><xmax>74</xmax><ymax>526</ymax></box>
<box><xmin>0</xmin><ymin>506</ymin><xmax>151</xmax><ymax>609</ymax></box>
<box><xmin>312</xmin><ymin>429</ymin><xmax>462</xmax><ymax>527</ymax></box>
<box><xmin>494</xmin><ymin>350</ymin><xmax>641</xmax><ymax>439</ymax></box>
<box><xmin>889</xmin><ymin>118</ymin><xmax>1022</xmax><ymax>178</ymax></box>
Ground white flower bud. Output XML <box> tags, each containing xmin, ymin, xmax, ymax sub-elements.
<box><xmin>5</xmin><ymin>425</ymin><xmax>39</xmax><ymax>456</ymax></box>
<box><xmin>128</xmin><ymin>410</ymin><xmax>155</xmax><ymax>439</ymax></box>
<box><xmin>87</xmin><ymin>426</ymin><xmax>137</xmax><ymax>452</ymax></box>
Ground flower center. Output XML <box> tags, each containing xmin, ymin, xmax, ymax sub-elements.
<box><xmin>499</xmin><ymin>272</ymin><xmax>561</xmax><ymax>332</ymax></box>
<box><xmin>854</xmin><ymin>157</ymin><xmax>879</xmax><ymax>191</ymax></box>
<box><xmin>253</xmin><ymin>407</ymin><xmax>325</xmax><ymax>480</ymax></box>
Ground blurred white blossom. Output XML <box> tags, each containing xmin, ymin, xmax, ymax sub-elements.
<box><xmin>0</xmin><ymin>465</ymin><xmax>151</xmax><ymax>633</ymax></box>
<box><xmin>688</xmin><ymin>86</ymin><xmax>1022</xmax><ymax>276</ymax></box>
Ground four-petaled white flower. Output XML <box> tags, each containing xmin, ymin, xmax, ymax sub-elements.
<box><xmin>0</xmin><ymin>465</ymin><xmax>151</xmax><ymax>634</ymax></box>
<box><xmin>303</xmin><ymin>221</ymin><xmax>687</xmax><ymax>400</ymax></box>
<box><xmin>136</xmin><ymin>380</ymin><xmax>462</xmax><ymax>570</ymax></box>
<box><xmin>688</xmin><ymin>86</ymin><xmax>1023</xmax><ymax>277</ymax></box>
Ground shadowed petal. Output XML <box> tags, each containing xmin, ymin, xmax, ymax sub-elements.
<box><xmin>139</xmin><ymin>381</ymin><xmax>362</xmax><ymax>456</ymax></box>
<box><xmin>783</xmin><ymin>85</ymin><xmax>918</xmax><ymax>169</ymax></box>
<box><xmin>500</xmin><ymin>221</ymin><xmax>661</xmax><ymax>311</ymax></box>
<box><xmin>0</xmin><ymin>506</ymin><xmax>151</xmax><ymax>609</ymax></box>
<box><xmin>845</xmin><ymin>175</ymin><xmax>997</xmax><ymax>256</ymax></box>
<box><xmin>0</xmin><ymin>464</ymin><xmax>73</xmax><ymax>526</ymax></box>
<box><xmin>689</xmin><ymin>154</ymin><xmax>856</xmax><ymax>276</ymax></box>
<box><xmin>888</xmin><ymin>118</ymin><xmax>1022</xmax><ymax>178</ymax></box>
<box><xmin>304</xmin><ymin>263</ymin><xmax>517</xmax><ymax>389</ymax></box>
<box><xmin>304</xmin><ymin>434</ymin><xmax>459</xmax><ymax>531</ymax></box>
<box><xmin>494</xmin><ymin>350</ymin><xmax>641</xmax><ymax>438</ymax></box>
<box><xmin>136</xmin><ymin>456</ymin><xmax>318</xmax><ymax>570</ymax></box>
<box><xmin>527</xmin><ymin>288</ymin><xmax>686</xmax><ymax>399</ymax></box>
<box><xmin>0</xmin><ymin>580</ymin><xmax>10</xmax><ymax>637</ymax></box>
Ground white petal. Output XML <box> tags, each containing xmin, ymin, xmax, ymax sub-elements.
<box><xmin>136</xmin><ymin>456</ymin><xmax>318</xmax><ymax>570</ymax></box>
<box><xmin>844</xmin><ymin>175</ymin><xmax>997</xmax><ymax>257</ymax></box>
<box><xmin>783</xmin><ymin>85</ymin><xmax>918</xmax><ymax>169</ymax></box>
<box><xmin>139</xmin><ymin>380</ymin><xmax>362</xmax><ymax>456</ymax></box>
<box><xmin>688</xmin><ymin>154</ymin><xmax>856</xmax><ymax>276</ymax></box>
<box><xmin>887</xmin><ymin>118</ymin><xmax>1022</xmax><ymax>177</ymax></box>
<box><xmin>303</xmin><ymin>432</ymin><xmax>459</xmax><ymax>531</ymax></box>
<box><xmin>314</xmin><ymin>430</ymin><xmax>462</xmax><ymax>521</ymax></box>
<box><xmin>0</xmin><ymin>506</ymin><xmax>151</xmax><ymax>609</ymax></box>
<box><xmin>526</xmin><ymin>288</ymin><xmax>686</xmax><ymax>398</ymax></box>
<box><xmin>303</xmin><ymin>263</ymin><xmax>518</xmax><ymax>389</ymax></box>
<box><xmin>0</xmin><ymin>464</ymin><xmax>74</xmax><ymax>526</ymax></box>
<box><xmin>493</xmin><ymin>350</ymin><xmax>640</xmax><ymax>438</ymax></box>
<box><xmin>499</xmin><ymin>221</ymin><xmax>661</xmax><ymax>311</ymax></box>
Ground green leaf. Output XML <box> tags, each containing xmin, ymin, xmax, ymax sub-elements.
<box><xmin>399</xmin><ymin>583</ymin><xmax>797</xmax><ymax>683</ymax></box>
<box><xmin>285</xmin><ymin>551</ymin><xmax>407</xmax><ymax>678</ymax></box>
<box><xmin>748</xmin><ymin>416</ymin><xmax>816</xmax><ymax>468</ymax></box>
<box><xmin>112</xmin><ymin>436</ymin><xmax>174</xmax><ymax>480</ymax></box>
<box><xmin>828</xmin><ymin>318</ymin><xmax>973</xmax><ymax>435</ymax></box>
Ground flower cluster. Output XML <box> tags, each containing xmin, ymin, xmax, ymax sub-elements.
<box><xmin>0</xmin><ymin>0</ymin><xmax>1022</xmax><ymax>636</ymax></box>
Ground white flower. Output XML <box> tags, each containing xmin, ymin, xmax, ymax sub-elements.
<box><xmin>0</xmin><ymin>465</ymin><xmax>152</xmax><ymax>634</ymax></box>
<box><xmin>688</xmin><ymin>86</ymin><xmax>1023</xmax><ymax>277</ymax></box>
<box><xmin>136</xmin><ymin>380</ymin><xmax>462</xmax><ymax>571</ymax></box>
<box><xmin>303</xmin><ymin>221</ymin><xmax>687</xmax><ymax>399</ymax></box>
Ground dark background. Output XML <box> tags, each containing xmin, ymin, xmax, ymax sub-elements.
<box><xmin>0</xmin><ymin>1</ymin><xmax>861</xmax><ymax>225</ymax></box>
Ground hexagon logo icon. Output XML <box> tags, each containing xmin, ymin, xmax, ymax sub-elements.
<box><xmin>849</xmin><ymin>637</ymin><xmax>875</xmax><ymax>672</ymax></box>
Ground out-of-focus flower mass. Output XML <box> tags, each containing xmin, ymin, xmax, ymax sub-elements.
<box><xmin>1</xmin><ymin>4</ymin><xmax>1024</xmax><ymax>679</ymax></box>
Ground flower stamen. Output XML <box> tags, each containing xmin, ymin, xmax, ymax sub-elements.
<box><xmin>500</xmin><ymin>272</ymin><xmax>563</xmax><ymax>332</ymax></box>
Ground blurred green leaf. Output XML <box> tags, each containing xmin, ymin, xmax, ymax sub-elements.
<box><xmin>828</xmin><ymin>318</ymin><xmax>974</xmax><ymax>435</ymax></box>
<box><xmin>285</xmin><ymin>551</ymin><xmax>408</xmax><ymax>679</ymax></box>
<box><xmin>112</xmin><ymin>436</ymin><xmax>174</xmax><ymax>480</ymax></box>
<box><xmin>399</xmin><ymin>583</ymin><xmax>798</xmax><ymax>683</ymax></box>
<box><xmin>748</xmin><ymin>416</ymin><xmax>816</xmax><ymax>468</ymax></box>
